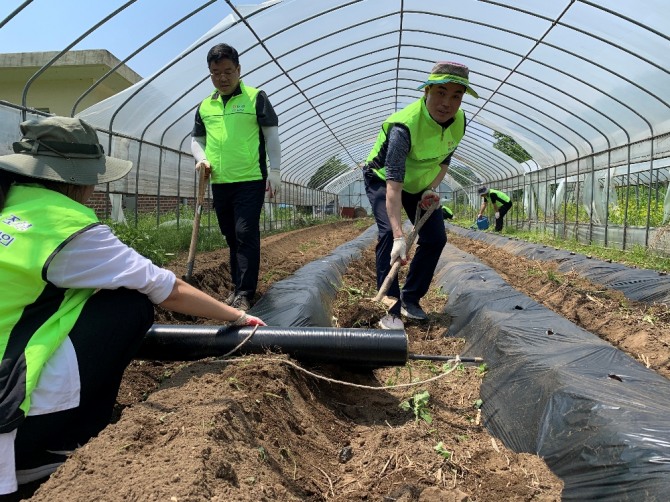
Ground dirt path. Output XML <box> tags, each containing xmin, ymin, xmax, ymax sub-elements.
<box><xmin>19</xmin><ymin>220</ymin><xmax>568</xmax><ymax>501</ymax></box>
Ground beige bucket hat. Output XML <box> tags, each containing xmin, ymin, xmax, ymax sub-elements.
<box><xmin>0</xmin><ymin>116</ymin><xmax>132</xmax><ymax>185</ymax></box>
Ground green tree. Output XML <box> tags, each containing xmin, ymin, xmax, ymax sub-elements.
<box><xmin>493</xmin><ymin>131</ymin><xmax>532</xmax><ymax>163</ymax></box>
<box><xmin>307</xmin><ymin>156</ymin><xmax>349</xmax><ymax>190</ymax></box>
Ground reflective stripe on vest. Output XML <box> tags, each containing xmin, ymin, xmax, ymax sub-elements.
<box><xmin>0</xmin><ymin>184</ymin><xmax>98</xmax><ymax>432</ymax></box>
<box><xmin>366</xmin><ymin>98</ymin><xmax>465</xmax><ymax>194</ymax></box>
<box><xmin>198</xmin><ymin>81</ymin><xmax>262</xmax><ymax>184</ymax></box>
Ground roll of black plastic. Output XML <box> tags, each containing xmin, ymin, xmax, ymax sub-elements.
<box><xmin>138</xmin><ymin>324</ymin><xmax>408</xmax><ymax>368</ymax></box>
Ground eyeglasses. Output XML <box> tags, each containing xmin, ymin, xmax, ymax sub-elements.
<box><xmin>209</xmin><ymin>69</ymin><xmax>237</xmax><ymax>79</ymax></box>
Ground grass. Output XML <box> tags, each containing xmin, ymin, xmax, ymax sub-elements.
<box><xmin>109</xmin><ymin>207</ymin><xmax>670</xmax><ymax>272</ymax></box>
<box><xmin>103</xmin><ymin>210</ymin><xmax>351</xmax><ymax>267</ymax></box>
<box><xmin>451</xmin><ymin>217</ymin><xmax>670</xmax><ymax>272</ymax></box>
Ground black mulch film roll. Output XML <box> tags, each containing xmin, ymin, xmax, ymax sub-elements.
<box><xmin>139</xmin><ymin>325</ymin><xmax>408</xmax><ymax>367</ymax></box>
<box><xmin>139</xmin><ymin>224</ymin><xmax>412</xmax><ymax>368</ymax></box>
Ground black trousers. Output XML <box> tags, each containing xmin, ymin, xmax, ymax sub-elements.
<box><xmin>14</xmin><ymin>288</ymin><xmax>154</xmax><ymax>461</ymax></box>
<box><xmin>364</xmin><ymin>172</ymin><xmax>447</xmax><ymax>315</ymax></box>
<box><xmin>212</xmin><ymin>180</ymin><xmax>265</xmax><ymax>300</ymax></box>
<box><xmin>494</xmin><ymin>202</ymin><xmax>512</xmax><ymax>232</ymax></box>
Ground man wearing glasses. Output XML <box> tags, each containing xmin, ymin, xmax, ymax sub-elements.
<box><xmin>191</xmin><ymin>43</ymin><xmax>281</xmax><ymax>311</ymax></box>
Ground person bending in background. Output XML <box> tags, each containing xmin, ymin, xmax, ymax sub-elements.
<box><xmin>442</xmin><ymin>204</ymin><xmax>454</xmax><ymax>220</ymax></box>
<box><xmin>363</xmin><ymin>61</ymin><xmax>479</xmax><ymax>330</ymax></box>
<box><xmin>191</xmin><ymin>43</ymin><xmax>281</xmax><ymax>312</ymax></box>
<box><xmin>477</xmin><ymin>186</ymin><xmax>512</xmax><ymax>232</ymax></box>
<box><xmin>0</xmin><ymin>116</ymin><xmax>265</xmax><ymax>496</ymax></box>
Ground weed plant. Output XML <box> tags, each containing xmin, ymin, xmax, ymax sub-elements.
<box><xmin>103</xmin><ymin>210</ymin><xmax>355</xmax><ymax>267</ymax></box>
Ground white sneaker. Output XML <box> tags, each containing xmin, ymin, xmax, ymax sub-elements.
<box><xmin>379</xmin><ymin>314</ymin><xmax>404</xmax><ymax>330</ymax></box>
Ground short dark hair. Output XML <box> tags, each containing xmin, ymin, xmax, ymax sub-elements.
<box><xmin>207</xmin><ymin>43</ymin><xmax>239</xmax><ymax>67</ymax></box>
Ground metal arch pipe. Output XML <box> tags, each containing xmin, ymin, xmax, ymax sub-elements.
<box><xmin>139</xmin><ymin>324</ymin><xmax>409</xmax><ymax>368</ymax></box>
<box><xmin>70</xmin><ymin>0</ymin><xmax>217</xmax><ymax>118</ymax></box>
<box><xmin>19</xmin><ymin>0</ymin><xmax>138</xmax><ymax>120</ymax></box>
<box><xmin>0</xmin><ymin>0</ymin><xmax>32</xmax><ymax>31</ymax></box>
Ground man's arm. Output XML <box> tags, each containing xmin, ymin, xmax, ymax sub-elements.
<box><xmin>387</xmin><ymin>180</ymin><xmax>408</xmax><ymax>265</ymax></box>
<box><xmin>489</xmin><ymin>193</ymin><xmax>500</xmax><ymax>211</ymax></box>
<box><xmin>386</xmin><ymin>180</ymin><xmax>404</xmax><ymax>239</ymax></box>
<box><xmin>429</xmin><ymin>163</ymin><xmax>449</xmax><ymax>191</ymax></box>
<box><xmin>261</xmin><ymin>125</ymin><xmax>281</xmax><ymax>171</ymax></box>
<box><xmin>191</xmin><ymin>108</ymin><xmax>211</xmax><ymax>175</ymax></box>
<box><xmin>383</xmin><ymin>125</ymin><xmax>411</xmax><ymax>238</ymax></box>
<box><xmin>191</xmin><ymin>136</ymin><xmax>210</xmax><ymax>177</ymax></box>
<box><xmin>257</xmin><ymin>92</ymin><xmax>281</xmax><ymax>197</ymax></box>
<box><xmin>478</xmin><ymin>199</ymin><xmax>487</xmax><ymax>217</ymax></box>
<box><xmin>191</xmin><ymin>136</ymin><xmax>206</xmax><ymax>163</ymax></box>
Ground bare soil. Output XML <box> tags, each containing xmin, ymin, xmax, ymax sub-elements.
<box><xmin>20</xmin><ymin>219</ymin><xmax>670</xmax><ymax>501</ymax></box>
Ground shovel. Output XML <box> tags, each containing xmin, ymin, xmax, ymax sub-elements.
<box><xmin>372</xmin><ymin>200</ymin><xmax>439</xmax><ymax>303</ymax></box>
<box><xmin>183</xmin><ymin>166</ymin><xmax>207</xmax><ymax>283</ymax></box>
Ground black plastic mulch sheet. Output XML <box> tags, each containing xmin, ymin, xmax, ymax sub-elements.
<box><xmin>436</xmin><ymin>243</ymin><xmax>670</xmax><ymax>501</ymax></box>
<box><xmin>250</xmin><ymin>224</ymin><xmax>377</xmax><ymax>327</ymax></box>
<box><xmin>447</xmin><ymin>225</ymin><xmax>670</xmax><ymax>306</ymax></box>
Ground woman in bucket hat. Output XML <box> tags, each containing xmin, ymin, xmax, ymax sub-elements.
<box><xmin>362</xmin><ymin>61</ymin><xmax>478</xmax><ymax>330</ymax></box>
<box><xmin>0</xmin><ymin>116</ymin><xmax>265</xmax><ymax>495</ymax></box>
<box><xmin>477</xmin><ymin>185</ymin><xmax>512</xmax><ymax>232</ymax></box>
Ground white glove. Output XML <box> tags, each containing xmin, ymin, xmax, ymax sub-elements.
<box><xmin>495</xmin><ymin>211</ymin><xmax>500</xmax><ymax>219</ymax></box>
<box><xmin>266</xmin><ymin>169</ymin><xmax>281</xmax><ymax>200</ymax></box>
<box><xmin>390</xmin><ymin>237</ymin><xmax>407</xmax><ymax>266</ymax></box>
<box><xmin>419</xmin><ymin>189</ymin><xmax>440</xmax><ymax>210</ymax></box>
<box><xmin>195</xmin><ymin>160</ymin><xmax>211</xmax><ymax>179</ymax></box>
<box><xmin>234</xmin><ymin>313</ymin><xmax>266</xmax><ymax>327</ymax></box>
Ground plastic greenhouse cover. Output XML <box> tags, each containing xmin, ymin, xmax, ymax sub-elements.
<box><xmin>68</xmin><ymin>0</ymin><xmax>670</xmax><ymax>188</ymax></box>
<box><xmin>437</xmin><ymin>243</ymin><xmax>670</xmax><ymax>501</ymax></box>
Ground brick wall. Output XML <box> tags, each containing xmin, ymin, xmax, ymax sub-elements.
<box><xmin>87</xmin><ymin>191</ymin><xmax>210</xmax><ymax>220</ymax></box>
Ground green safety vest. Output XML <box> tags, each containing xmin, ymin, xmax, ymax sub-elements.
<box><xmin>198</xmin><ymin>81</ymin><xmax>263</xmax><ymax>184</ymax></box>
<box><xmin>366</xmin><ymin>98</ymin><xmax>465</xmax><ymax>194</ymax></box>
<box><xmin>442</xmin><ymin>205</ymin><xmax>453</xmax><ymax>218</ymax></box>
<box><xmin>0</xmin><ymin>184</ymin><xmax>99</xmax><ymax>432</ymax></box>
<box><xmin>484</xmin><ymin>189</ymin><xmax>511</xmax><ymax>204</ymax></box>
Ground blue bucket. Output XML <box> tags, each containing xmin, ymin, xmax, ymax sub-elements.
<box><xmin>476</xmin><ymin>215</ymin><xmax>489</xmax><ymax>230</ymax></box>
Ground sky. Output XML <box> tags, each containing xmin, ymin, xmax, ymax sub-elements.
<box><xmin>0</xmin><ymin>0</ymin><xmax>264</xmax><ymax>77</ymax></box>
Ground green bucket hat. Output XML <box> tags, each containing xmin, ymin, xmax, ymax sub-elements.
<box><xmin>0</xmin><ymin>116</ymin><xmax>132</xmax><ymax>185</ymax></box>
<box><xmin>417</xmin><ymin>61</ymin><xmax>479</xmax><ymax>99</ymax></box>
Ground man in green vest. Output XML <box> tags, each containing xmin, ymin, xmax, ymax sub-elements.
<box><xmin>363</xmin><ymin>61</ymin><xmax>479</xmax><ymax>329</ymax></box>
<box><xmin>442</xmin><ymin>205</ymin><xmax>454</xmax><ymax>220</ymax></box>
<box><xmin>191</xmin><ymin>43</ymin><xmax>281</xmax><ymax>312</ymax></box>
<box><xmin>477</xmin><ymin>186</ymin><xmax>512</xmax><ymax>232</ymax></box>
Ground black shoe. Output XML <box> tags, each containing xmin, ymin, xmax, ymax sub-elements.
<box><xmin>224</xmin><ymin>292</ymin><xmax>235</xmax><ymax>305</ymax></box>
<box><xmin>16</xmin><ymin>450</ymin><xmax>70</xmax><ymax>485</ymax></box>
<box><xmin>231</xmin><ymin>294</ymin><xmax>251</xmax><ymax>312</ymax></box>
<box><xmin>401</xmin><ymin>301</ymin><xmax>428</xmax><ymax>321</ymax></box>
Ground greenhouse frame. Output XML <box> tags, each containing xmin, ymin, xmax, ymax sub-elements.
<box><xmin>1</xmin><ymin>0</ymin><xmax>669</xmax><ymax>251</ymax></box>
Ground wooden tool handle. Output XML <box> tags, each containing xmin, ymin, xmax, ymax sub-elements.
<box><xmin>184</xmin><ymin>168</ymin><xmax>207</xmax><ymax>279</ymax></box>
<box><xmin>372</xmin><ymin>200</ymin><xmax>439</xmax><ymax>303</ymax></box>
